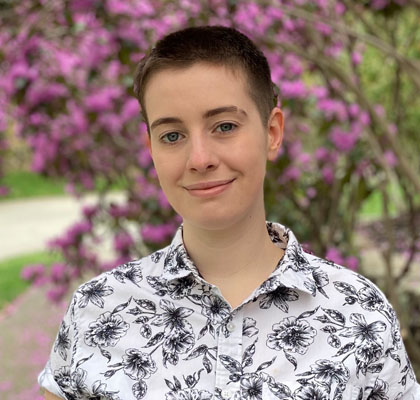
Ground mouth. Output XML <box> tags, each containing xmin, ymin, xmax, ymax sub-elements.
<box><xmin>184</xmin><ymin>179</ymin><xmax>235</xmax><ymax>190</ymax></box>
<box><xmin>183</xmin><ymin>179</ymin><xmax>235</xmax><ymax>197</ymax></box>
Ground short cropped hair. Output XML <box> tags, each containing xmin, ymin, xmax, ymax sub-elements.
<box><xmin>133</xmin><ymin>26</ymin><xmax>277</xmax><ymax>128</ymax></box>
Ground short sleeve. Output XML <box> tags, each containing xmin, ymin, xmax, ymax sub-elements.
<box><xmin>369</xmin><ymin>300</ymin><xmax>420</xmax><ymax>399</ymax></box>
<box><xmin>38</xmin><ymin>293</ymin><xmax>78</xmax><ymax>399</ymax></box>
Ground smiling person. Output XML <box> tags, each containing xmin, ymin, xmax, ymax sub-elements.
<box><xmin>40</xmin><ymin>26</ymin><xmax>419</xmax><ymax>400</ymax></box>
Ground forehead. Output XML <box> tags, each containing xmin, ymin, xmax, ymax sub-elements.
<box><xmin>143</xmin><ymin>63</ymin><xmax>257</xmax><ymax>121</ymax></box>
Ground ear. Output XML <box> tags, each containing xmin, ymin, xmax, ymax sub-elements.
<box><xmin>266</xmin><ymin>107</ymin><xmax>284</xmax><ymax>161</ymax></box>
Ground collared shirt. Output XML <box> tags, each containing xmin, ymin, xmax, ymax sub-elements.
<box><xmin>39</xmin><ymin>222</ymin><xmax>420</xmax><ymax>399</ymax></box>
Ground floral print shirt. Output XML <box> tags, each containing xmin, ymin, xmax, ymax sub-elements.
<box><xmin>39</xmin><ymin>222</ymin><xmax>420</xmax><ymax>400</ymax></box>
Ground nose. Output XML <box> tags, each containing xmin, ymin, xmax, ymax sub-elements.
<box><xmin>186</xmin><ymin>133</ymin><xmax>219</xmax><ymax>173</ymax></box>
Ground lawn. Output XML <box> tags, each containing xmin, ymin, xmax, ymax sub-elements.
<box><xmin>0</xmin><ymin>251</ymin><xmax>61</xmax><ymax>310</ymax></box>
<box><xmin>1</xmin><ymin>170</ymin><xmax>65</xmax><ymax>200</ymax></box>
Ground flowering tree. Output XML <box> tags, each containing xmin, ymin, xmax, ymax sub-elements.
<box><xmin>1</xmin><ymin>0</ymin><xmax>419</xmax><ymax>367</ymax></box>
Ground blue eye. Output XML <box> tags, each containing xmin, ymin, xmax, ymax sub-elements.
<box><xmin>162</xmin><ymin>132</ymin><xmax>181</xmax><ymax>143</ymax></box>
<box><xmin>216</xmin><ymin>123</ymin><xmax>236</xmax><ymax>133</ymax></box>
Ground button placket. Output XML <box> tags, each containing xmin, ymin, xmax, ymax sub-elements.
<box><xmin>214</xmin><ymin>309</ymin><xmax>244</xmax><ymax>398</ymax></box>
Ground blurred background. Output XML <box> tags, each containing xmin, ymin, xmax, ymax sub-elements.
<box><xmin>0</xmin><ymin>0</ymin><xmax>419</xmax><ymax>398</ymax></box>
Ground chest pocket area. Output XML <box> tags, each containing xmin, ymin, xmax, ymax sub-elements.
<box><xmin>262</xmin><ymin>381</ymin><xmax>362</xmax><ymax>400</ymax></box>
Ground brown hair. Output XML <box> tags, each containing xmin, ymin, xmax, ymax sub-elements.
<box><xmin>133</xmin><ymin>26</ymin><xmax>277</xmax><ymax>129</ymax></box>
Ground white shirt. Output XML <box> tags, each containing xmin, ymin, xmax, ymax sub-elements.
<box><xmin>39</xmin><ymin>222</ymin><xmax>420</xmax><ymax>399</ymax></box>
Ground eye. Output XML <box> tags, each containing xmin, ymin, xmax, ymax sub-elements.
<box><xmin>161</xmin><ymin>132</ymin><xmax>182</xmax><ymax>144</ymax></box>
<box><xmin>216</xmin><ymin>122</ymin><xmax>237</xmax><ymax>133</ymax></box>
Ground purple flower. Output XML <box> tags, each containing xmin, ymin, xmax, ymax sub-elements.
<box><xmin>121</xmin><ymin>98</ymin><xmax>140</xmax><ymax>122</ymax></box>
<box><xmin>21</xmin><ymin>264</ymin><xmax>46</xmax><ymax>281</ymax></box>
<box><xmin>51</xmin><ymin>263</ymin><xmax>67</xmax><ymax>282</ymax></box>
<box><xmin>280</xmin><ymin>80</ymin><xmax>306</xmax><ymax>99</ymax></box>
<box><xmin>280</xmin><ymin>166</ymin><xmax>301</xmax><ymax>182</ymax></box>
<box><xmin>85</xmin><ymin>87</ymin><xmax>122</xmax><ymax>113</ymax></box>
<box><xmin>325</xmin><ymin>247</ymin><xmax>345</xmax><ymax>266</ymax></box>
<box><xmin>383</xmin><ymin>150</ymin><xmax>397</xmax><ymax>167</ymax></box>
<box><xmin>114</xmin><ymin>231</ymin><xmax>135</xmax><ymax>252</ymax></box>
<box><xmin>329</xmin><ymin>128</ymin><xmax>360</xmax><ymax>152</ymax></box>
<box><xmin>26</xmin><ymin>82</ymin><xmax>68</xmax><ymax>107</ymax></box>
<box><xmin>141</xmin><ymin>223</ymin><xmax>175</xmax><ymax>243</ymax></box>
<box><xmin>321</xmin><ymin>166</ymin><xmax>334</xmax><ymax>184</ymax></box>
<box><xmin>352</xmin><ymin>51</ymin><xmax>363</xmax><ymax>65</ymax></box>
<box><xmin>345</xmin><ymin>256</ymin><xmax>359</xmax><ymax>271</ymax></box>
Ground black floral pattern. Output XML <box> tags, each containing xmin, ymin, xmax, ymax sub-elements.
<box><xmin>54</xmin><ymin>321</ymin><xmax>71</xmax><ymax>361</ymax></box>
<box><xmin>84</xmin><ymin>311</ymin><xmax>129</xmax><ymax>348</ymax></box>
<box><xmin>39</xmin><ymin>222</ymin><xmax>420</xmax><ymax>399</ymax></box>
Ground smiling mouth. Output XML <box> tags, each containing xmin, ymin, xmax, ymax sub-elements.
<box><xmin>184</xmin><ymin>179</ymin><xmax>235</xmax><ymax>190</ymax></box>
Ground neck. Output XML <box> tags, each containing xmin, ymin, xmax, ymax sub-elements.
<box><xmin>182</xmin><ymin>213</ymin><xmax>283</xmax><ymax>288</ymax></box>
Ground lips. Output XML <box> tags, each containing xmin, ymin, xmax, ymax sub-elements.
<box><xmin>184</xmin><ymin>179</ymin><xmax>235</xmax><ymax>190</ymax></box>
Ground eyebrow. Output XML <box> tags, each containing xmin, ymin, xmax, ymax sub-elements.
<box><xmin>150</xmin><ymin>105</ymin><xmax>248</xmax><ymax>131</ymax></box>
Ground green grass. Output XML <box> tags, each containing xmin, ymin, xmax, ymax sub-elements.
<box><xmin>1</xmin><ymin>170</ymin><xmax>66</xmax><ymax>200</ymax></box>
<box><xmin>358</xmin><ymin>181</ymin><xmax>413</xmax><ymax>221</ymax></box>
<box><xmin>0</xmin><ymin>251</ymin><xmax>61</xmax><ymax>310</ymax></box>
<box><xmin>1</xmin><ymin>170</ymin><xmax>126</xmax><ymax>200</ymax></box>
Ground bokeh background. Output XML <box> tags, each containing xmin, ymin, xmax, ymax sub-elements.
<box><xmin>0</xmin><ymin>0</ymin><xmax>419</xmax><ymax>398</ymax></box>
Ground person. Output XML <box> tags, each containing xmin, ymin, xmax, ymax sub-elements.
<box><xmin>40</xmin><ymin>26</ymin><xmax>420</xmax><ymax>400</ymax></box>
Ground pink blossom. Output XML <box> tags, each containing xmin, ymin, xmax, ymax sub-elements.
<box><xmin>82</xmin><ymin>204</ymin><xmax>99</xmax><ymax>219</ymax></box>
<box><xmin>0</xmin><ymin>185</ymin><xmax>9</xmax><ymax>196</ymax></box>
<box><xmin>348</xmin><ymin>103</ymin><xmax>360</xmax><ymax>118</ymax></box>
<box><xmin>316</xmin><ymin>0</ymin><xmax>328</xmax><ymax>9</ymax></box>
<box><xmin>266</xmin><ymin>5</ymin><xmax>283</xmax><ymax>20</ymax></box>
<box><xmin>280</xmin><ymin>80</ymin><xmax>306</xmax><ymax>99</ymax></box>
<box><xmin>26</xmin><ymin>82</ymin><xmax>68</xmax><ymax>107</ymax></box>
<box><xmin>306</xmin><ymin>187</ymin><xmax>317</xmax><ymax>199</ymax></box>
<box><xmin>329</xmin><ymin>127</ymin><xmax>359</xmax><ymax>152</ymax></box>
<box><xmin>98</xmin><ymin>113</ymin><xmax>123</xmax><ymax>133</ymax></box>
<box><xmin>55</xmin><ymin>50</ymin><xmax>80</xmax><ymax>77</ymax></box>
<box><xmin>141</xmin><ymin>223</ymin><xmax>175</xmax><ymax>243</ymax></box>
<box><xmin>311</xmin><ymin>86</ymin><xmax>328</xmax><ymax>99</ymax></box>
<box><xmin>383</xmin><ymin>150</ymin><xmax>398</xmax><ymax>167</ymax></box>
<box><xmin>322</xmin><ymin>166</ymin><xmax>335</xmax><ymax>184</ymax></box>
<box><xmin>114</xmin><ymin>231</ymin><xmax>135</xmax><ymax>252</ymax></box>
<box><xmin>374</xmin><ymin>104</ymin><xmax>385</xmax><ymax>117</ymax></box>
<box><xmin>297</xmin><ymin>152</ymin><xmax>311</xmax><ymax>167</ymax></box>
<box><xmin>315</xmin><ymin>22</ymin><xmax>332</xmax><ymax>36</ymax></box>
<box><xmin>85</xmin><ymin>86</ymin><xmax>122</xmax><ymax>113</ymax></box>
<box><xmin>335</xmin><ymin>2</ymin><xmax>346</xmax><ymax>15</ymax></box>
<box><xmin>21</xmin><ymin>264</ymin><xmax>45</xmax><ymax>281</ymax></box>
<box><xmin>371</xmin><ymin>0</ymin><xmax>388</xmax><ymax>9</ymax></box>
<box><xmin>121</xmin><ymin>98</ymin><xmax>140</xmax><ymax>122</ymax></box>
<box><xmin>50</xmin><ymin>263</ymin><xmax>67</xmax><ymax>282</ymax></box>
<box><xmin>281</xmin><ymin>165</ymin><xmax>301</xmax><ymax>182</ymax></box>
<box><xmin>47</xmin><ymin>285</ymin><xmax>68</xmax><ymax>303</ymax></box>
<box><xmin>288</xmin><ymin>140</ymin><xmax>302</xmax><ymax>158</ymax></box>
<box><xmin>315</xmin><ymin>147</ymin><xmax>329</xmax><ymax>162</ymax></box>
<box><xmin>345</xmin><ymin>256</ymin><xmax>359</xmax><ymax>271</ymax></box>
<box><xmin>284</xmin><ymin>54</ymin><xmax>303</xmax><ymax>76</ymax></box>
<box><xmin>318</xmin><ymin>99</ymin><xmax>347</xmax><ymax>121</ymax></box>
<box><xmin>157</xmin><ymin>190</ymin><xmax>171</xmax><ymax>210</ymax></box>
<box><xmin>352</xmin><ymin>51</ymin><xmax>363</xmax><ymax>65</ymax></box>
<box><xmin>325</xmin><ymin>247</ymin><xmax>345</xmax><ymax>265</ymax></box>
<box><xmin>359</xmin><ymin>111</ymin><xmax>370</xmax><ymax>125</ymax></box>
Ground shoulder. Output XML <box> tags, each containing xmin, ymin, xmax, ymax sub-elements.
<box><xmin>70</xmin><ymin>246</ymin><xmax>171</xmax><ymax>314</ymax></box>
<box><xmin>307</xmin><ymin>252</ymin><xmax>388</xmax><ymax>309</ymax></box>
<box><xmin>304</xmin><ymin>252</ymin><xmax>402</xmax><ymax>349</ymax></box>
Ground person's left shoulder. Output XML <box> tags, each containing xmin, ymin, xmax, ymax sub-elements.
<box><xmin>306</xmin><ymin>252</ymin><xmax>394</xmax><ymax>319</ymax></box>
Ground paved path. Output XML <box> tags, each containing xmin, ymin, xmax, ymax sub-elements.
<box><xmin>0</xmin><ymin>193</ymin><xmax>124</xmax><ymax>261</ymax></box>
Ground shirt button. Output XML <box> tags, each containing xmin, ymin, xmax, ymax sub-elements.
<box><xmin>221</xmin><ymin>389</ymin><xmax>233</xmax><ymax>399</ymax></box>
<box><xmin>226</xmin><ymin>322</ymin><xmax>235</xmax><ymax>332</ymax></box>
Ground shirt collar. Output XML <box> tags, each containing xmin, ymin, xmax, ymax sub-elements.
<box><xmin>161</xmin><ymin>222</ymin><xmax>314</xmax><ymax>295</ymax></box>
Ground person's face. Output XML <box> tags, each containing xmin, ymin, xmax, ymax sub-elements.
<box><xmin>144</xmin><ymin>62</ymin><xmax>283</xmax><ymax>231</ymax></box>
